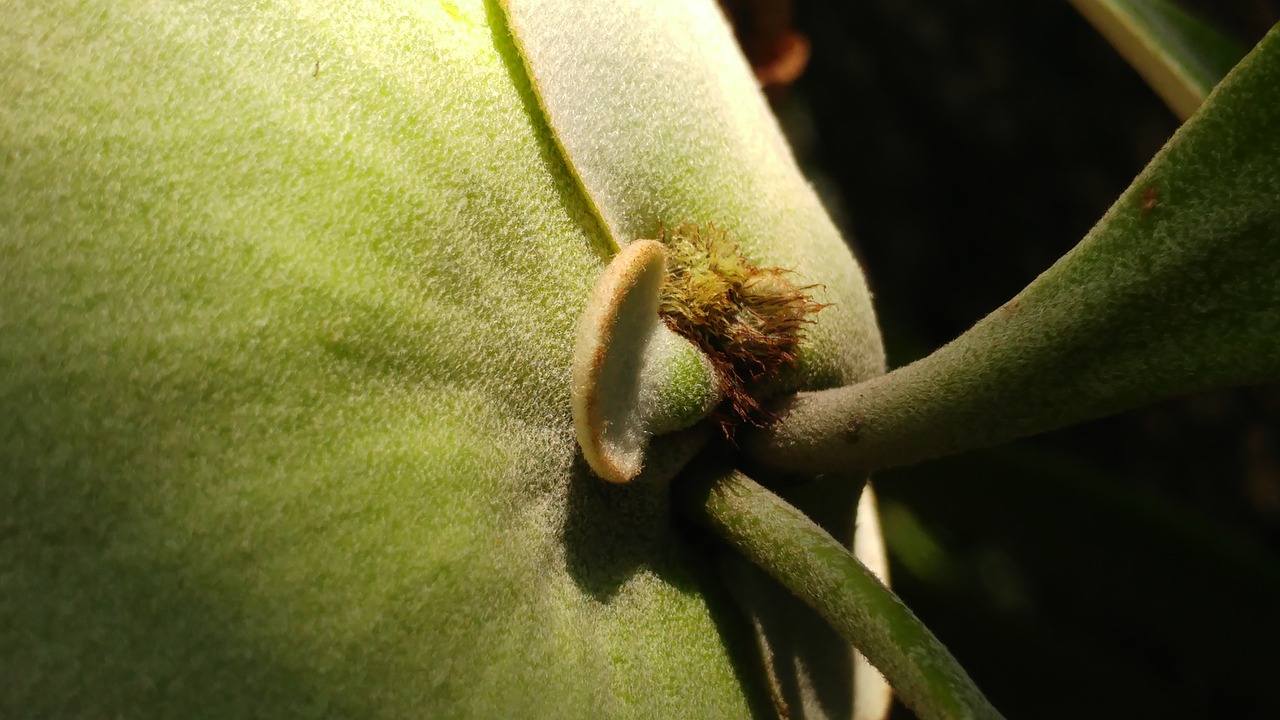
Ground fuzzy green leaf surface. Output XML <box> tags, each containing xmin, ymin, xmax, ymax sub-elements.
<box><xmin>0</xmin><ymin>0</ymin><xmax>882</xmax><ymax>717</ymax></box>
<box><xmin>498</xmin><ymin>3</ymin><xmax>890</xmax><ymax>718</ymax></box>
<box><xmin>1071</xmin><ymin>0</ymin><xmax>1246</xmax><ymax>118</ymax></box>
<box><xmin>499</xmin><ymin>0</ymin><xmax>885</xmax><ymax>392</ymax></box>
<box><xmin>749</xmin><ymin>23</ymin><xmax>1280</xmax><ymax>477</ymax></box>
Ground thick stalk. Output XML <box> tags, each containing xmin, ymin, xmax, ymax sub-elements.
<box><xmin>675</xmin><ymin>466</ymin><xmax>1005</xmax><ymax>720</ymax></box>
<box><xmin>746</xmin><ymin>24</ymin><xmax>1280</xmax><ymax>477</ymax></box>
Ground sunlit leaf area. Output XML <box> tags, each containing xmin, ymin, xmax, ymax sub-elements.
<box><xmin>3</xmin><ymin>0</ymin><xmax>1279</xmax><ymax>718</ymax></box>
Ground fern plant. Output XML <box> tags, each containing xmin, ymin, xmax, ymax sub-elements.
<box><xmin>1</xmin><ymin>1</ymin><xmax>1277</xmax><ymax>719</ymax></box>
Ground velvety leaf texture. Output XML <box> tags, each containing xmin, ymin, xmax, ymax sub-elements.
<box><xmin>499</xmin><ymin>0</ymin><xmax>885</xmax><ymax>392</ymax></box>
<box><xmin>0</xmin><ymin>0</ymin><xmax>884</xmax><ymax>718</ymax></box>
<box><xmin>0</xmin><ymin>1</ymin><xmax>738</xmax><ymax>717</ymax></box>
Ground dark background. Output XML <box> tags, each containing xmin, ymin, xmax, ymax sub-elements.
<box><xmin>725</xmin><ymin>2</ymin><xmax>1280</xmax><ymax>718</ymax></box>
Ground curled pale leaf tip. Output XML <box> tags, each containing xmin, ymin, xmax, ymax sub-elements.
<box><xmin>572</xmin><ymin>224</ymin><xmax>825</xmax><ymax>481</ymax></box>
<box><xmin>572</xmin><ymin>240</ymin><xmax>721</xmax><ymax>483</ymax></box>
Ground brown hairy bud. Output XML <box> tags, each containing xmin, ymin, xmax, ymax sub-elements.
<box><xmin>654</xmin><ymin>223</ymin><xmax>825</xmax><ymax>433</ymax></box>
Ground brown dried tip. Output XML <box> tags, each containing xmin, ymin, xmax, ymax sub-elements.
<box><xmin>654</xmin><ymin>223</ymin><xmax>825</xmax><ymax>433</ymax></box>
<box><xmin>719</xmin><ymin>0</ymin><xmax>810</xmax><ymax>93</ymax></box>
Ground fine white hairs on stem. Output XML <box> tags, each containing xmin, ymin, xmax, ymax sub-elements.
<box><xmin>572</xmin><ymin>240</ymin><xmax>721</xmax><ymax>483</ymax></box>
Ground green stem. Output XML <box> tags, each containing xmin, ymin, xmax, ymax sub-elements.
<box><xmin>675</xmin><ymin>466</ymin><xmax>1005</xmax><ymax>720</ymax></box>
<box><xmin>745</xmin><ymin>23</ymin><xmax>1280</xmax><ymax>479</ymax></box>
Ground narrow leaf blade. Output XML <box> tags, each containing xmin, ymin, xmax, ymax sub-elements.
<box><xmin>1071</xmin><ymin>0</ymin><xmax>1246</xmax><ymax>118</ymax></box>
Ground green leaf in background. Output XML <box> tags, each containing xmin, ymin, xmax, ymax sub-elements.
<box><xmin>1070</xmin><ymin>0</ymin><xmax>1246</xmax><ymax>118</ymax></box>
<box><xmin>748</xmin><ymin>22</ymin><xmax>1280</xmax><ymax>477</ymax></box>
<box><xmin>0</xmin><ymin>0</ymin><xmax>882</xmax><ymax>717</ymax></box>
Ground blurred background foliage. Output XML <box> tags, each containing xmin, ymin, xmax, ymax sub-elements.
<box><xmin>721</xmin><ymin>1</ymin><xmax>1280</xmax><ymax>718</ymax></box>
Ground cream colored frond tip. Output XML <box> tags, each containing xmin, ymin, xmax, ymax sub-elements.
<box><xmin>571</xmin><ymin>240</ymin><xmax>721</xmax><ymax>483</ymax></box>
